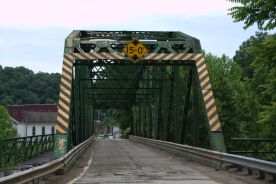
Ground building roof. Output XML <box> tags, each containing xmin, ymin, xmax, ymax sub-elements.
<box><xmin>23</xmin><ymin>111</ymin><xmax>58</xmax><ymax>124</ymax></box>
<box><xmin>10</xmin><ymin>117</ymin><xmax>20</xmax><ymax>125</ymax></box>
<box><xmin>7</xmin><ymin>104</ymin><xmax>58</xmax><ymax>122</ymax></box>
<box><xmin>8</xmin><ymin>104</ymin><xmax>57</xmax><ymax>107</ymax></box>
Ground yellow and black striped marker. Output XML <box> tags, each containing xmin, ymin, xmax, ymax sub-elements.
<box><xmin>56</xmin><ymin>52</ymin><xmax>222</xmax><ymax>133</ymax></box>
<box><xmin>195</xmin><ymin>54</ymin><xmax>222</xmax><ymax>132</ymax></box>
<box><xmin>56</xmin><ymin>54</ymin><xmax>73</xmax><ymax>134</ymax></box>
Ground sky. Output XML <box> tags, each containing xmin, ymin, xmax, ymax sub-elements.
<box><xmin>0</xmin><ymin>0</ymin><xmax>259</xmax><ymax>73</ymax></box>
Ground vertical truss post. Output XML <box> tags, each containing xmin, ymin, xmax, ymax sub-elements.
<box><xmin>142</xmin><ymin>101</ymin><xmax>147</xmax><ymax>137</ymax></box>
<box><xmin>167</xmin><ymin>66</ymin><xmax>174</xmax><ymax>142</ymax></box>
<box><xmin>91</xmin><ymin>106</ymin><xmax>94</xmax><ymax>136</ymax></box>
<box><xmin>160</xmin><ymin>67</ymin><xmax>165</xmax><ymax>140</ymax></box>
<box><xmin>85</xmin><ymin>101</ymin><xmax>89</xmax><ymax>138</ymax></box>
<box><xmin>149</xmin><ymin>67</ymin><xmax>153</xmax><ymax>139</ymax></box>
<box><xmin>180</xmin><ymin>66</ymin><xmax>193</xmax><ymax>144</ymax></box>
<box><xmin>192</xmin><ymin>78</ymin><xmax>199</xmax><ymax>147</ymax></box>
<box><xmin>153</xmin><ymin>66</ymin><xmax>158</xmax><ymax>139</ymax></box>
<box><xmin>138</xmin><ymin>104</ymin><xmax>142</xmax><ymax>136</ymax></box>
<box><xmin>83</xmin><ymin>67</ymin><xmax>90</xmax><ymax>140</ymax></box>
<box><xmin>79</xmin><ymin>66</ymin><xmax>88</xmax><ymax>142</ymax></box>
<box><xmin>147</xmin><ymin>102</ymin><xmax>152</xmax><ymax>138</ymax></box>
<box><xmin>146</xmin><ymin>68</ymin><xmax>151</xmax><ymax>138</ymax></box>
<box><xmin>141</xmin><ymin>71</ymin><xmax>147</xmax><ymax>138</ymax></box>
<box><xmin>173</xmin><ymin>66</ymin><xmax>180</xmax><ymax>143</ymax></box>
<box><xmin>68</xmin><ymin>78</ymin><xmax>75</xmax><ymax>149</ymax></box>
<box><xmin>145</xmin><ymin>68</ymin><xmax>149</xmax><ymax>138</ymax></box>
<box><xmin>74</xmin><ymin>65</ymin><xmax>81</xmax><ymax>145</ymax></box>
<box><xmin>166</xmin><ymin>66</ymin><xmax>171</xmax><ymax>141</ymax></box>
<box><xmin>136</xmin><ymin>106</ymin><xmax>139</xmax><ymax>136</ymax></box>
<box><xmin>85</xmin><ymin>101</ymin><xmax>88</xmax><ymax>138</ymax></box>
<box><xmin>160</xmin><ymin>66</ymin><xmax>170</xmax><ymax>141</ymax></box>
<box><xmin>162</xmin><ymin>67</ymin><xmax>166</xmax><ymax>141</ymax></box>
<box><xmin>130</xmin><ymin>107</ymin><xmax>134</xmax><ymax>135</ymax></box>
<box><xmin>136</xmin><ymin>105</ymin><xmax>139</xmax><ymax>136</ymax></box>
<box><xmin>89</xmin><ymin>67</ymin><xmax>94</xmax><ymax>137</ymax></box>
<box><xmin>132</xmin><ymin>107</ymin><xmax>137</xmax><ymax>136</ymax></box>
<box><xmin>157</xmin><ymin>67</ymin><xmax>163</xmax><ymax>140</ymax></box>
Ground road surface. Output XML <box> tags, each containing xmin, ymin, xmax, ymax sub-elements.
<box><xmin>44</xmin><ymin>139</ymin><xmax>265</xmax><ymax>184</ymax></box>
<box><xmin>47</xmin><ymin>139</ymin><xmax>262</xmax><ymax>184</ymax></box>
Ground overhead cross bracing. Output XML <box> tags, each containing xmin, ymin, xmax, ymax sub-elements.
<box><xmin>54</xmin><ymin>31</ymin><xmax>226</xmax><ymax>158</ymax></box>
<box><xmin>66</xmin><ymin>31</ymin><xmax>201</xmax><ymax>109</ymax></box>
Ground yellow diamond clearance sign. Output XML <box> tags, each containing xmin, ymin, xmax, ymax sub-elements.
<box><xmin>123</xmin><ymin>37</ymin><xmax>148</xmax><ymax>63</ymax></box>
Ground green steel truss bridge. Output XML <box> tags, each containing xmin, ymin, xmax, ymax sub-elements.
<box><xmin>54</xmin><ymin>30</ymin><xmax>226</xmax><ymax>157</ymax></box>
<box><xmin>1</xmin><ymin>31</ymin><xmax>276</xmax><ymax>184</ymax></box>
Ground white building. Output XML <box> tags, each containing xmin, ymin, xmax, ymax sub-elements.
<box><xmin>113</xmin><ymin>126</ymin><xmax>121</xmax><ymax>139</ymax></box>
<box><xmin>11</xmin><ymin>111</ymin><xmax>56</xmax><ymax>137</ymax></box>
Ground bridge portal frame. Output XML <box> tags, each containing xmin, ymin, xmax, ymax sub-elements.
<box><xmin>54</xmin><ymin>31</ymin><xmax>226</xmax><ymax>158</ymax></box>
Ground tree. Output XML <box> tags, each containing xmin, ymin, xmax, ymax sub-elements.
<box><xmin>113</xmin><ymin>109</ymin><xmax>131</xmax><ymax>131</ymax></box>
<box><xmin>0</xmin><ymin>96</ymin><xmax>14</xmax><ymax>106</ymax></box>
<box><xmin>0</xmin><ymin>106</ymin><xmax>17</xmax><ymax>139</ymax></box>
<box><xmin>0</xmin><ymin>66</ymin><xmax>61</xmax><ymax>106</ymax></box>
<box><xmin>228</xmin><ymin>0</ymin><xmax>276</xmax><ymax>30</ymax></box>
<box><xmin>102</xmin><ymin>117</ymin><xmax>114</xmax><ymax>134</ymax></box>
<box><xmin>247</xmin><ymin>34</ymin><xmax>276</xmax><ymax>137</ymax></box>
<box><xmin>258</xmin><ymin>69</ymin><xmax>276</xmax><ymax>136</ymax></box>
<box><xmin>233</xmin><ymin>32</ymin><xmax>268</xmax><ymax>79</ymax></box>
<box><xmin>230</xmin><ymin>32</ymin><xmax>276</xmax><ymax>138</ymax></box>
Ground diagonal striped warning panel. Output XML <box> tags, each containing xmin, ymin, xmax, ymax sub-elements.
<box><xmin>56</xmin><ymin>54</ymin><xmax>73</xmax><ymax>133</ymax></box>
<box><xmin>65</xmin><ymin>52</ymin><xmax>203</xmax><ymax>61</ymax></box>
<box><xmin>64</xmin><ymin>52</ymin><xmax>125</xmax><ymax>60</ymax></box>
<box><xmin>195</xmin><ymin>55</ymin><xmax>222</xmax><ymax>132</ymax></box>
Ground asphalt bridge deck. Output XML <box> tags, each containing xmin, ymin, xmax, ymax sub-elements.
<box><xmin>72</xmin><ymin>139</ymin><xmax>239</xmax><ymax>184</ymax></box>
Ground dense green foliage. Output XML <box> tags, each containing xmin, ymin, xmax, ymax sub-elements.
<box><xmin>101</xmin><ymin>116</ymin><xmax>114</xmax><ymax>134</ymax></box>
<box><xmin>122</xmin><ymin>127</ymin><xmax>131</xmax><ymax>139</ymax></box>
<box><xmin>228</xmin><ymin>0</ymin><xmax>276</xmax><ymax>30</ymax></box>
<box><xmin>0</xmin><ymin>66</ymin><xmax>60</xmax><ymax>106</ymax></box>
<box><xmin>113</xmin><ymin>109</ymin><xmax>131</xmax><ymax>131</ymax></box>
<box><xmin>0</xmin><ymin>105</ymin><xmax>17</xmax><ymax>139</ymax></box>
<box><xmin>206</xmin><ymin>32</ymin><xmax>276</xmax><ymax>144</ymax></box>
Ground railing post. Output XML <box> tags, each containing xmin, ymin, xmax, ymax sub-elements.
<box><xmin>13</xmin><ymin>139</ymin><xmax>17</xmax><ymax>166</ymax></box>
<box><xmin>0</xmin><ymin>141</ymin><xmax>3</xmax><ymax>169</ymax></box>
<box><xmin>51</xmin><ymin>134</ymin><xmax>55</xmax><ymax>150</ymax></box>
<box><xmin>23</xmin><ymin>137</ymin><xmax>27</xmax><ymax>161</ymax></box>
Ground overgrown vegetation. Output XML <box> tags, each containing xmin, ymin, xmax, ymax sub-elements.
<box><xmin>228</xmin><ymin>0</ymin><xmax>276</xmax><ymax>30</ymax></box>
<box><xmin>122</xmin><ymin>127</ymin><xmax>131</xmax><ymax>139</ymax></box>
<box><xmin>205</xmin><ymin>32</ymin><xmax>276</xmax><ymax>152</ymax></box>
<box><xmin>0</xmin><ymin>106</ymin><xmax>17</xmax><ymax>139</ymax></box>
<box><xmin>206</xmin><ymin>32</ymin><xmax>276</xmax><ymax>142</ymax></box>
<box><xmin>0</xmin><ymin>66</ymin><xmax>60</xmax><ymax>106</ymax></box>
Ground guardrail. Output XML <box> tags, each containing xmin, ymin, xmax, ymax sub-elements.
<box><xmin>230</xmin><ymin>138</ymin><xmax>276</xmax><ymax>161</ymax></box>
<box><xmin>0</xmin><ymin>135</ymin><xmax>95</xmax><ymax>184</ymax></box>
<box><xmin>130</xmin><ymin>135</ymin><xmax>276</xmax><ymax>181</ymax></box>
<box><xmin>0</xmin><ymin>134</ymin><xmax>55</xmax><ymax>171</ymax></box>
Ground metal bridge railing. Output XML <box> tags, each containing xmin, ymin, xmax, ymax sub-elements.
<box><xmin>0</xmin><ymin>134</ymin><xmax>55</xmax><ymax>170</ymax></box>
<box><xmin>230</xmin><ymin>138</ymin><xmax>276</xmax><ymax>161</ymax></box>
<box><xmin>0</xmin><ymin>135</ymin><xmax>95</xmax><ymax>184</ymax></box>
<box><xmin>129</xmin><ymin>136</ymin><xmax>276</xmax><ymax>179</ymax></box>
